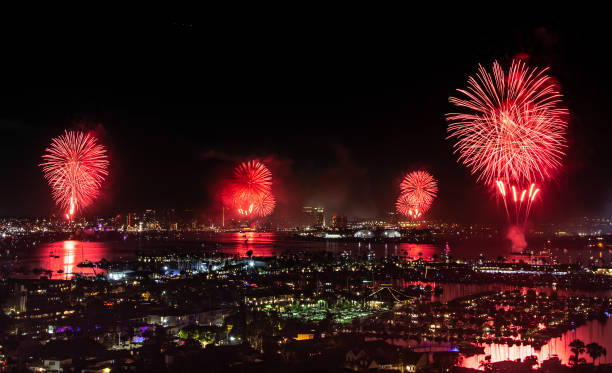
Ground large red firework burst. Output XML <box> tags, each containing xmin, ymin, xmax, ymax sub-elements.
<box><xmin>40</xmin><ymin>130</ymin><xmax>109</xmax><ymax>218</ymax></box>
<box><xmin>447</xmin><ymin>60</ymin><xmax>567</xmax><ymax>186</ymax></box>
<box><xmin>446</xmin><ymin>60</ymin><xmax>568</xmax><ymax>224</ymax></box>
<box><xmin>400</xmin><ymin>171</ymin><xmax>438</xmax><ymax>208</ymax></box>
<box><xmin>230</xmin><ymin>160</ymin><xmax>275</xmax><ymax>218</ymax></box>
<box><xmin>396</xmin><ymin>193</ymin><xmax>425</xmax><ymax>219</ymax></box>
<box><xmin>396</xmin><ymin>170</ymin><xmax>438</xmax><ymax>220</ymax></box>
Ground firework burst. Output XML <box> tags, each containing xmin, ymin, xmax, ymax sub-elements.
<box><xmin>41</xmin><ymin>130</ymin><xmax>109</xmax><ymax>218</ymax></box>
<box><xmin>447</xmin><ymin>60</ymin><xmax>568</xmax><ymax>224</ymax></box>
<box><xmin>233</xmin><ymin>160</ymin><xmax>273</xmax><ymax>199</ymax></box>
<box><xmin>396</xmin><ymin>170</ymin><xmax>438</xmax><ymax>220</ymax></box>
<box><xmin>400</xmin><ymin>171</ymin><xmax>438</xmax><ymax>208</ymax></box>
<box><xmin>396</xmin><ymin>193</ymin><xmax>425</xmax><ymax>219</ymax></box>
<box><xmin>230</xmin><ymin>160</ymin><xmax>275</xmax><ymax>218</ymax></box>
<box><xmin>252</xmin><ymin>192</ymin><xmax>276</xmax><ymax>217</ymax></box>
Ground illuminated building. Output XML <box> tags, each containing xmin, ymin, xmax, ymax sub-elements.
<box><xmin>159</xmin><ymin>208</ymin><xmax>177</xmax><ymax>231</ymax></box>
<box><xmin>387</xmin><ymin>211</ymin><xmax>399</xmax><ymax>224</ymax></box>
<box><xmin>331</xmin><ymin>215</ymin><xmax>347</xmax><ymax>229</ymax></box>
<box><xmin>143</xmin><ymin>209</ymin><xmax>160</xmax><ymax>230</ymax></box>
<box><xmin>303</xmin><ymin>206</ymin><xmax>325</xmax><ymax>228</ymax></box>
<box><xmin>179</xmin><ymin>209</ymin><xmax>197</xmax><ymax>230</ymax></box>
<box><xmin>381</xmin><ymin>230</ymin><xmax>401</xmax><ymax>238</ymax></box>
<box><xmin>354</xmin><ymin>230</ymin><xmax>374</xmax><ymax>238</ymax></box>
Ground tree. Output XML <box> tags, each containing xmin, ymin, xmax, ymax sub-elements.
<box><xmin>479</xmin><ymin>355</ymin><xmax>493</xmax><ymax>372</ymax></box>
<box><xmin>586</xmin><ymin>342</ymin><xmax>607</xmax><ymax>365</ymax></box>
<box><xmin>431</xmin><ymin>352</ymin><xmax>459</xmax><ymax>371</ymax></box>
<box><xmin>318</xmin><ymin>312</ymin><xmax>334</xmax><ymax>335</ymax></box>
<box><xmin>351</xmin><ymin>318</ymin><xmax>361</xmax><ymax>333</ymax></box>
<box><xmin>569</xmin><ymin>339</ymin><xmax>586</xmax><ymax>366</ymax></box>
<box><xmin>540</xmin><ymin>356</ymin><xmax>563</xmax><ymax>372</ymax></box>
<box><xmin>178</xmin><ymin>325</ymin><xmax>218</xmax><ymax>345</ymax></box>
<box><xmin>523</xmin><ymin>355</ymin><xmax>538</xmax><ymax>370</ymax></box>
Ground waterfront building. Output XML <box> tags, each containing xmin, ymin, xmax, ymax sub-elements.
<box><xmin>303</xmin><ymin>206</ymin><xmax>325</xmax><ymax>228</ymax></box>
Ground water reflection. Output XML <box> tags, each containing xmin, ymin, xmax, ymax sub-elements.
<box><xmin>461</xmin><ymin>319</ymin><xmax>612</xmax><ymax>369</ymax></box>
<box><xmin>26</xmin><ymin>240</ymin><xmax>112</xmax><ymax>280</ymax></box>
<box><xmin>63</xmin><ymin>240</ymin><xmax>75</xmax><ymax>280</ymax></box>
<box><xmin>206</xmin><ymin>233</ymin><xmax>441</xmax><ymax>259</ymax></box>
<box><xmin>396</xmin><ymin>243</ymin><xmax>437</xmax><ymax>260</ymax></box>
<box><xmin>397</xmin><ymin>281</ymin><xmax>612</xmax><ymax>304</ymax></box>
<box><xmin>21</xmin><ymin>235</ymin><xmax>441</xmax><ymax>278</ymax></box>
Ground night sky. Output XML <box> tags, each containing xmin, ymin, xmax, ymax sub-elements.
<box><xmin>1</xmin><ymin>16</ymin><xmax>611</xmax><ymax>223</ymax></box>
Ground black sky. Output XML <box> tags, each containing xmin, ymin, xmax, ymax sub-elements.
<box><xmin>1</xmin><ymin>15</ymin><xmax>611</xmax><ymax>223</ymax></box>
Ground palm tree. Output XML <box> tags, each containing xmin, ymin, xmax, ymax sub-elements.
<box><xmin>569</xmin><ymin>339</ymin><xmax>586</xmax><ymax>366</ymax></box>
<box><xmin>586</xmin><ymin>342</ymin><xmax>607</xmax><ymax>365</ymax></box>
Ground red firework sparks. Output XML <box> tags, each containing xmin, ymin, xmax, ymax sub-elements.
<box><xmin>40</xmin><ymin>130</ymin><xmax>109</xmax><ymax>218</ymax></box>
<box><xmin>396</xmin><ymin>193</ymin><xmax>425</xmax><ymax>220</ymax></box>
<box><xmin>230</xmin><ymin>160</ymin><xmax>275</xmax><ymax>218</ymax></box>
<box><xmin>252</xmin><ymin>192</ymin><xmax>276</xmax><ymax>217</ymax></box>
<box><xmin>447</xmin><ymin>60</ymin><xmax>568</xmax><ymax>224</ymax></box>
<box><xmin>400</xmin><ymin>170</ymin><xmax>438</xmax><ymax>208</ymax></box>
<box><xmin>447</xmin><ymin>60</ymin><xmax>567</xmax><ymax>187</ymax></box>
<box><xmin>397</xmin><ymin>170</ymin><xmax>438</xmax><ymax>220</ymax></box>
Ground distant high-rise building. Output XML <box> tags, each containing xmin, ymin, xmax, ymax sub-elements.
<box><xmin>126</xmin><ymin>212</ymin><xmax>138</xmax><ymax>229</ymax></box>
<box><xmin>143</xmin><ymin>209</ymin><xmax>159</xmax><ymax>230</ymax></box>
<box><xmin>179</xmin><ymin>209</ymin><xmax>197</xmax><ymax>230</ymax></box>
<box><xmin>314</xmin><ymin>207</ymin><xmax>324</xmax><ymax>228</ymax></box>
<box><xmin>303</xmin><ymin>206</ymin><xmax>325</xmax><ymax>228</ymax></box>
<box><xmin>143</xmin><ymin>209</ymin><xmax>155</xmax><ymax>221</ymax></box>
<box><xmin>331</xmin><ymin>215</ymin><xmax>347</xmax><ymax>229</ymax></box>
<box><xmin>159</xmin><ymin>208</ymin><xmax>177</xmax><ymax>230</ymax></box>
<box><xmin>387</xmin><ymin>211</ymin><xmax>399</xmax><ymax>224</ymax></box>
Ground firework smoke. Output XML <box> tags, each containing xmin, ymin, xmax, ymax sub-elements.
<box><xmin>506</xmin><ymin>225</ymin><xmax>527</xmax><ymax>251</ymax></box>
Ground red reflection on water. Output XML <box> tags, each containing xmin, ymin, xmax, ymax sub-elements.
<box><xmin>212</xmin><ymin>234</ymin><xmax>440</xmax><ymax>259</ymax></box>
<box><xmin>217</xmin><ymin>232</ymin><xmax>276</xmax><ymax>257</ymax></box>
<box><xmin>63</xmin><ymin>240</ymin><xmax>75</xmax><ymax>279</ymax></box>
<box><xmin>397</xmin><ymin>243</ymin><xmax>438</xmax><ymax>260</ymax></box>
<box><xmin>461</xmin><ymin>320</ymin><xmax>612</xmax><ymax>369</ymax></box>
<box><xmin>34</xmin><ymin>240</ymin><xmax>110</xmax><ymax>280</ymax></box>
<box><xmin>397</xmin><ymin>281</ymin><xmax>612</xmax><ymax>311</ymax></box>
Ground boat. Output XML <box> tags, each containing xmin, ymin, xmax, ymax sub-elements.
<box><xmin>77</xmin><ymin>260</ymin><xmax>94</xmax><ymax>268</ymax></box>
<box><xmin>76</xmin><ymin>243</ymin><xmax>95</xmax><ymax>268</ymax></box>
